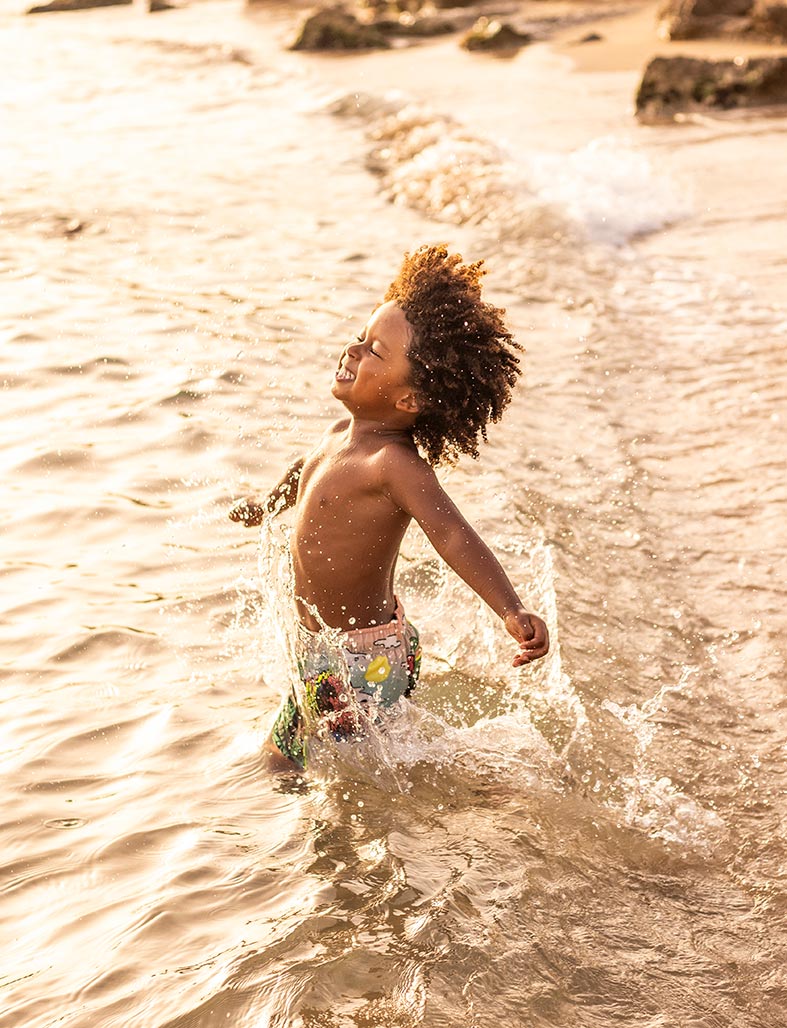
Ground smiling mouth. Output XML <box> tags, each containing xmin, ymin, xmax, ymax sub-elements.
<box><xmin>335</xmin><ymin>366</ymin><xmax>355</xmax><ymax>382</ymax></box>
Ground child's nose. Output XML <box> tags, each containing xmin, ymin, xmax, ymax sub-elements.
<box><xmin>346</xmin><ymin>340</ymin><xmax>363</xmax><ymax>358</ymax></box>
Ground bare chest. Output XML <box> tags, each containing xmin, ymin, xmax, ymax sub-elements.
<box><xmin>300</xmin><ymin>451</ymin><xmax>370</xmax><ymax>509</ymax></box>
<box><xmin>295</xmin><ymin>448</ymin><xmax>405</xmax><ymax>542</ymax></box>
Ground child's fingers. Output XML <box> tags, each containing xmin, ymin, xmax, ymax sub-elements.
<box><xmin>511</xmin><ymin>622</ymin><xmax>549</xmax><ymax>666</ymax></box>
<box><xmin>512</xmin><ymin>643</ymin><xmax>549</xmax><ymax>667</ymax></box>
<box><xmin>503</xmin><ymin>613</ymin><xmax>549</xmax><ymax>665</ymax></box>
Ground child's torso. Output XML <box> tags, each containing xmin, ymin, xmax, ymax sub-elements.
<box><xmin>290</xmin><ymin>424</ymin><xmax>412</xmax><ymax>631</ymax></box>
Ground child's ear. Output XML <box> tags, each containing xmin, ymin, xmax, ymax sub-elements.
<box><xmin>395</xmin><ymin>392</ymin><xmax>420</xmax><ymax>415</ymax></box>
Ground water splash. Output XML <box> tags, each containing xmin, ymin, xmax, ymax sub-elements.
<box><xmin>527</xmin><ymin>136</ymin><xmax>690</xmax><ymax>246</ymax></box>
<box><xmin>249</xmin><ymin>513</ymin><xmax>578</xmax><ymax>799</ymax></box>
<box><xmin>237</xmin><ymin>516</ymin><xmax>724</xmax><ymax>856</ymax></box>
<box><xmin>602</xmin><ymin>667</ymin><xmax>727</xmax><ymax>851</ymax></box>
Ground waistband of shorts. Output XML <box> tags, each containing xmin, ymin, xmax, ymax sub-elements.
<box><xmin>295</xmin><ymin>596</ymin><xmax>408</xmax><ymax>645</ymax></box>
<box><xmin>343</xmin><ymin>595</ymin><xmax>407</xmax><ymax>651</ymax></box>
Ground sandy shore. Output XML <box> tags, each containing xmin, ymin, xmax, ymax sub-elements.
<box><xmin>553</xmin><ymin>0</ymin><xmax>787</xmax><ymax>72</ymax></box>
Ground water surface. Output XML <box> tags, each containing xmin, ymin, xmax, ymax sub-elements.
<box><xmin>2</xmin><ymin>3</ymin><xmax>786</xmax><ymax>1025</ymax></box>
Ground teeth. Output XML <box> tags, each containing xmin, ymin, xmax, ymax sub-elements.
<box><xmin>336</xmin><ymin>367</ymin><xmax>355</xmax><ymax>382</ymax></box>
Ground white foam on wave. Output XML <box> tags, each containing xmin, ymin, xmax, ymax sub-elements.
<box><xmin>327</xmin><ymin>91</ymin><xmax>573</xmax><ymax>244</ymax></box>
<box><xmin>526</xmin><ymin>136</ymin><xmax>691</xmax><ymax>246</ymax></box>
<box><xmin>328</xmin><ymin>91</ymin><xmax>689</xmax><ymax>248</ymax></box>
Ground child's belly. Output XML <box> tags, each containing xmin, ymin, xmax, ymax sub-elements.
<box><xmin>290</xmin><ymin>533</ymin><xmax>397</xmax><ymax>632</ymax></box>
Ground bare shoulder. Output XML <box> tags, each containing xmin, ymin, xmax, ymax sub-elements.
<box><xmin>372</xmin><ymin>439</ymin><xmax>458</xmax><ymax>523</ymax></box>
<box><xmin>374</xmin><ymin>437</ymin><xmax>437</xmax><ymax>494</ymax></box>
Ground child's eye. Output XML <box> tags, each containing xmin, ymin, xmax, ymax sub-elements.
<box><xmin>370</xmin><ymin>346</ymin><xmax>383</xmax><ymax>358</ymax></box>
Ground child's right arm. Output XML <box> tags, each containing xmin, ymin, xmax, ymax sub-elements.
<box><xmin>229</xmin><ymin>457</ymin><xmax>305</xmax><ymax>527</ymax></box>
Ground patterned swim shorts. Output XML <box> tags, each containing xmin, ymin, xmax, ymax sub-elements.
<box><xmin>271</xmin><ymin>597</ymin><xmax>421</xmax><ymax>769</ymax></box>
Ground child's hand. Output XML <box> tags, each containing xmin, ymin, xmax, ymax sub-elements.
<box><xmin>503</xmin><ymin>608</ymin><xmax>550</xmax><ymax>666</ymax></box>
<box><xmin>228</xmin><ymin>498</ymin><xmax>266</xmax><ymax>527</ymax></box>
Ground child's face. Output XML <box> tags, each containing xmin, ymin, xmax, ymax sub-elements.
<box><xmin>332</xmin><ymin>302</ymin><xmax>418</xmax><ymax>420</ymax></box>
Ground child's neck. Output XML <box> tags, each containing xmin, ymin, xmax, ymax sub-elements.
<box><xmin>345</xmin><ymin>413</ymin><xmax>415</xmax><ymax>444</ymax></box>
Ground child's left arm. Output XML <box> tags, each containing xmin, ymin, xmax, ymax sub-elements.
<box><xmin>229</xmin><ymin>457</ymin><xmax>305</xmax><ymax>527</ymax></box>
<box><xmin>385</xmin><ymin>452</ymin><xmax>549</xmax><ymax>666</ymax></box>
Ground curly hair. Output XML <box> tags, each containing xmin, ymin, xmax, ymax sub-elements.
<box><xmin>384</xmin><ymin>244</ymin><xmax>521</xmax><ymax>465</ymax></box>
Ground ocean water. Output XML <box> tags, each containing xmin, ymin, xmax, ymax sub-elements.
<box><xmin>2</xmin><ymin>2</ymin><xmax>786</xmax><ymax>1025</ymax></box>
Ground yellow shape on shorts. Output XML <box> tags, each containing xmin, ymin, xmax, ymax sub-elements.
<box><xmin>365</xmin><ymin>654</ymin><xmax>391</xmax><ymax>683</ymax></box>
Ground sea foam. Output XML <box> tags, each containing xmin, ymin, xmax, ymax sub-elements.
<box><xmin>328</xmin><ymin>91</ymin><xmax>689</xmax><ymax>247</ymax></box>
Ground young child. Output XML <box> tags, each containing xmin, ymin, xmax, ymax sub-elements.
<box><xmin>230</xmin><ymin>244</ymin><xmax>549</xmax><ymax>769</ymax></box>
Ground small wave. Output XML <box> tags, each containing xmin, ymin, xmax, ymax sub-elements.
<box><xmin>527</xmin><ymin>135</ymin><xmax>691</xmax><ymax>246</ymax></box>
<box><xmin>50</xmin><ymin>627</ymin><xmax>160</xmax><ymax>664</ymax></box>
<box><xmin>328</xmin><ymin>91</ymin><xmax>688</xmax><ymax>248</ymax></box>
<box><xmin>613</xmin><ymin>772</ymin><xmax>726</xmax><ymax>852</ymax></box>
<box><xmin>328</xmin><ymin>91</ymin><xmax>571</xmax><ymax>246</ymax></box>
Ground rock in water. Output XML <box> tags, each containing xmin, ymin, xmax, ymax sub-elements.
<box><xmin>636</xmin><ymin>55</ymin><xmax>787</xmax><ymax>120</ymax></box>
<box><xmin>290</xmin><ymin>6</ymin><xmax>391</xmax><ymax>51</ymax></box>
<box><xmin>461</xmin><ymin>17</ymin><xmax>532</xmax><ymax>53</ymax></box>
<box><xmin>657</xmin><ymin>0</ymin><xmax>752</xmax><ymax>39</ymax></box>
<box><xmin>657</xmin><ymin>0</ymin><xmax>787</xmax><ymax>41</ymax></box>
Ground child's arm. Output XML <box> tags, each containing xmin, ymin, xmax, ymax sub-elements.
<box><xmin>229</xmin><ymin>457</ymin><xmax>305</xmax><ymax>527</ymax></box>
<box><xmin>384</xmin><ymin>451</ymin><xmax>549</xmax><ymax>666</ymax></box>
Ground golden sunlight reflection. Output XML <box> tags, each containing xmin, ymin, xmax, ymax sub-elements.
<box><xmin>2</xmin><ymin>0</ymin><xmax>786</xmax><ymax>1025</ymax></box>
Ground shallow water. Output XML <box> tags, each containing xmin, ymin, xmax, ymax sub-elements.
<box><xmin>2</xmin><ymin>2</ymin><xmax>786</xmax><ymax>1025</ymax></box>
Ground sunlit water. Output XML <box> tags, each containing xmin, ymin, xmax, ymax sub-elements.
<box><xmin>2</xmin><ymin>2</ymin><xmax>786</xmax><ymax>1025</ymax></box>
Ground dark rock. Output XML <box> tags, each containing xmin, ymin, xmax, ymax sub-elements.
<box><xmin>752</xmin><ymin>1</ymin><xmax>787</xmax><ymax>39</ymax></box>
<box><xmin>27</xmin><ymin>0</ymin><xmax>130</xmax><ymax>12</ymax></box>
<box><xmin>655</xmin><ymin>0</ymin><xmax>787</xmax><ymax>41</ymax></box>
<box><xmin>290</xmin><ymin>6</ymin><xmax>391</xmax><ymax>51</ymax></box>
<box><xmin>636</xmin><ymin>54</ymin><xmax>787</xmax><ymax>120</ymax></box>
<box><xmin>657</xmin><ymin>0</ymin><xmax>752</xmax><ymax>39</ymax></box>
<box><xmin>461</xmin><ymin>17</ymin><xmax>532</xmax><ymax>52</ymax></box>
